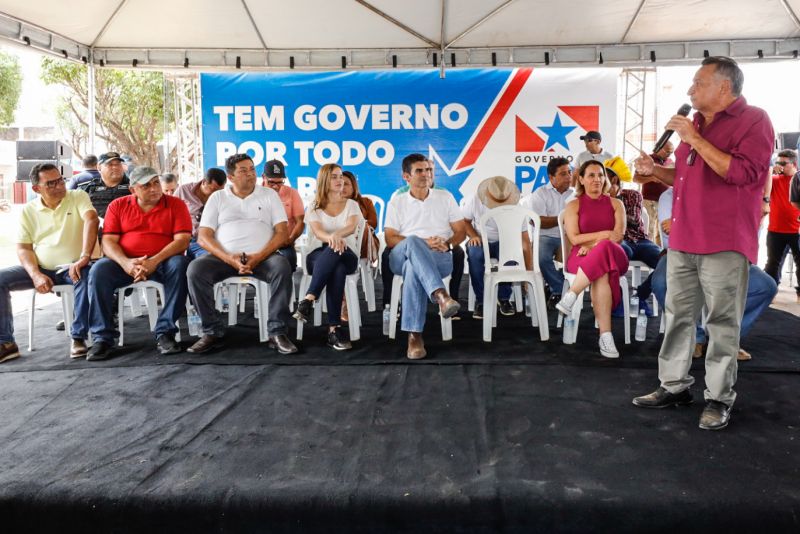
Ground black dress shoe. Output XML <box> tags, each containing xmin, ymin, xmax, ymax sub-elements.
<box><xmin>86</xmin><ymin>341</ymin><xmax>113</xmax><ymax>361</ymax></box>
<box><xmin>632</xmin><ymin>387</ymin><xmax>693</xmax><ymax>408</ymax></box>
<box><xmin>268</xmin><ymin>334</ymin><xmax>299</xmax><ymax>354</ymax></box>
<box><xmin>187</xmin><ymin>334</ymin><xmax>223</xmax><ymax>354</ymax></box>
<box><xmin>292</xmin><ymin>299</ymin><xmax>314</xmax><ymax>323</ymax></box>
<box><xmin>699</xmin><ymin>400</ymin><xmax>731</xmax><ymax>430</ymax></box>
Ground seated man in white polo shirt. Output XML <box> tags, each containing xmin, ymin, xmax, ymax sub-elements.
<box><xmin>520</xmin><ymin>156</ymin><xmax>574</xmax><ymax>306</ymax></box>
<box><xmin>384</xmin><ymin>153</ymin><xmax>466</xmax><ymax>359</ymax></box>
<box><xmin>186</xmin><ymin>153</ymin><xmax>297</xmax><ymax>355</ymax></box>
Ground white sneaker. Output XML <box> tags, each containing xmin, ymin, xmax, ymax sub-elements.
<box><xmin>599</xmin><ymin>332</ymin><xmax>619</xmax><ymax>358</ymax></box>
<box><xmin>555</xmin><ymin>292</ymin><xmax>577</xmax><ymax>315</ymax></box>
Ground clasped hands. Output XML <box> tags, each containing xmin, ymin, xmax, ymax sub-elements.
<box><xmin>425</xmin><ymin>236</ymin><xmax>450</xmax><ymax>252</ymax></box>
<box><xmin>125</xmin><ymin>256</ymin><xmax>160</xmax><ymax>282</ymax></box>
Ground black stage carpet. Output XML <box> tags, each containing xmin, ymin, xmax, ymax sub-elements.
<box><xmin>1</xmin><ymin>282</ymin><xmax>798</xmax><ymax>533</ymax></box>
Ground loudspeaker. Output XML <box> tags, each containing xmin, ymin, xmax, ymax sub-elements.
<box><xmin>16</xmin><ymin>160</ymin><xmax>73</xmax><ymax>182</ymax></box>
<box><xmin>779</xmin><ymin>131</ymin><xmax>800</xmax><ymax>151</ymax></box>
<box><xmin>16</xmin><ymin>140</ymin><xmax>72</xmax><ymax>161</ymax></box>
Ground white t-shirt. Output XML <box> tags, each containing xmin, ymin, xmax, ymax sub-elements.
<box><xmin>199</xmin><ymin>185</ymin><xmax>287</xmax><ymax>254</ymax></box>
<box><xmin>305</xmin><ymin>198</ymin><xmax>364</xmax><ymax>253</ymax></box>
<box><xmin>521</xmin><ymin>182</ymin><xmax>575</xmax><ymax>238</ymax></box>
<box><xmin>575</xmin><ymin>149</ymin><xmax>613</xmax><ymax>168</ymax></box>
<box><xmin>385</xmin><ymin>189</ymin><xmax>462</xmax><ymax>240</ymax></box>
<box><xmin>461</xmin><ymin>195</ymin><xmax>526</xmax><ymax>242</ymax></box>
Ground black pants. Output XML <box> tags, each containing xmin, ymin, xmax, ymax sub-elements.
<box><xmin>381</xmin><ymin>244</ymin><xmax>464</xmax><ymax>306</ymax></box>
<box><xmin>764</xmin><ymin>231</ymin><xmax>800</xmax><ymax>295</ymax></box>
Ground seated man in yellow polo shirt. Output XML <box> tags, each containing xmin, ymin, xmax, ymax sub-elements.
<box><xmin>0</xmin><ymin>163</ymin><xmax>99</xmax><ymax>362</ymax></box>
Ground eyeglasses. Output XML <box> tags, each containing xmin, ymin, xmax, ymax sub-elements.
<box><xmin>40</xmin><ymin>177</ymin><xmax>65</xmax><ymax>189</ymax></box>
<box><xmin>775</xmin><ymin>161</ymin><xmax>791</xmax><ymax>166</ymax></box>
<box><xmin>266</xmin><ymin>179</ymin><xmax>285</xmax><ymax>186</ymax></box>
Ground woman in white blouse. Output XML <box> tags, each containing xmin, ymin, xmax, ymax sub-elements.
<box><xmin>292</xmin><ymin>163</ymin><xmax>363</xmax><ymax>350</ymax></box>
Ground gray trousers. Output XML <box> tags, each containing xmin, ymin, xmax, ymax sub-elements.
<box><xmin>187</xmin><ymin>253</ymin><xmax>292</xmax><ymax>337</ymax></box>
<box><xmin>658</xmin><ymin>250</ymin><xmax>749</xmax><ymax>407</ymax></box>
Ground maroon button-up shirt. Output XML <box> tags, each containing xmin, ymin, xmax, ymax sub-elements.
<box><xmin>669</xmin><ymin>96</ymin><xmax>774</xmax><ymax>264</ymax></box>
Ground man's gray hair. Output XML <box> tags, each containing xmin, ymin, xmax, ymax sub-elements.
<box><xmin>702</xmin><ymin>56</ymin><xmax>744</xmax><ymax>97</ymax></box>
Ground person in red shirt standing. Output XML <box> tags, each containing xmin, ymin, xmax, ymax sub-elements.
<box><xmin>86</xmin><ymin>166</ymin><xmax>193</xmax><ymax>360</ymax></box>
<box><xmin>632</xmin><ymin>57</ymin><xmax>774</xmax><ymax>431</ymax></box>
<box><xmin>764</xmin><ymin>150</ymin><xmax>800</xmax><ymax>298</ymax></box>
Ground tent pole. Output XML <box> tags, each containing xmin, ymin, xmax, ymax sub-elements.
<box><xmin>88</xmin><ymin>49</ymin><xmax>96</xmax><ymax>154</ymax></box>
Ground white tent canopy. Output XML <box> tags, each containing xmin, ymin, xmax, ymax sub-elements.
<box><xmin>2</xmin><ymin>0</ymin><xmax>800</xmax><ymax>70</ymax></box>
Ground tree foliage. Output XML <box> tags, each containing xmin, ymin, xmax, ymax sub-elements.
<box><xmin>40</xmin><ymin>57</ymin><xmax>169</xmax><ymax>166</ymax></box>
<box><xmin>0</xmin><ymin>51</ymin><xmax>23</xmax><ymax>128</ymax></box>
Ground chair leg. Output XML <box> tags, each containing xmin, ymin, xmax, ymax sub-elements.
<box><xmin>482</xmin><ymin>280</ymin><xmax>494</xmax><ymax>342</ymax></box>
<box><xmin>118</xmin><ymin>290</ymin><xmax>125</xmax><ymax>346</ymax></box>
<box><xmin>388</xmin><ymin>276</ymin><xmax>402</xmax><ymax>339</ymax></box>
<box><xmin>28</xmin><ymin>290</ymin><xmax>36</xmax><ymax>352</ymax></box>
<box><xmin>314</xmin><ymin>288</ymin><xmax>324</xmax><ymax>327</ymax></box>
<box><xmin>532</xmin><ymin>277</ymin><xmax>550</xmax><ymax>341</ymax></box>
<box><xmin>144</xmin><ymin>287</ymin><xmax>160</xmax><ymax>331</ymax></box>
<box><xmin>513</xmin><ymin>284</ymin><xmax>523</xmax><ymax>312</ymax></box>
<box><xmin>468</xmin><ymin>283</ymin><xmax>475</xmax><ymax>312</ymax></box>
<box><xmin>621</xmin><ymin>277</ymin><xmax>631</xmax><ymax>344</ymax></box>
<box><xmin>227</xmin><ymin>283</ymin><xmax>238</xmax><ymax>326</ymax></box>
<box><xmin>345</xmin><ymin>277</ymin><xmax>361</xmax><ymax>341</ymax></box>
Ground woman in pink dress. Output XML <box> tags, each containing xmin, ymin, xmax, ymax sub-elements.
<box><xmin>556</xmin><ymin>160</ymin><xmax>629</xmax><ymax>358</ymax></box>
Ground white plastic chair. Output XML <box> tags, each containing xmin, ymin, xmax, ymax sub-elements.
<box><xmin>212</xmin><ymin>276</ymin><xmax>272</xmax><ymax>342</ymax></box>
<box><xmin>295</xmin><ymin>219</ymin><xmax>364</xmax><ymax>342</ymax></box>
<box><xmin>477</xmin><ymin>205</ymin><xmax>549</xmax><ymax>342</ymax></box>
<box><xmin>28</xmin><ymin>284</ymin><xmax>75</xmax><ymax>351</ymax></box>
<box><xmin>117</xmin><ymin>280</ymin><xmax>181</xmax><ymax>346</ymax></box>
<box><xmin>556</xmin><ymin>211</ymin><xmax>631</xmax><ymax>345</ymax></box>
<box><xmin>388</xmin><ymin>274</ymin><xmax>453</xmax><ymax>341</ymax></box>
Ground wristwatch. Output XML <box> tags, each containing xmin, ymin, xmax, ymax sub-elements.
<box><xmin>762</xmin><ymin>196</ymin><xmax>770</xmax><ymax>204</ymax></box>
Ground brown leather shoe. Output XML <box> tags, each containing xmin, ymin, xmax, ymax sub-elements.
<box><xmin>268</xmin><ymin>334</ymin><xmax>299</xmax><ymax>355</ymax></box>
<box><xmin>187</xmin><ymin>334</ymin><xmax>222</xmax><ymax>354</ymax></box>
<box><xmin>693</xmin><ymin>343</ymin><xmax>706</xmax><ymax>359</ymax></box>
<box><xmin>737</xmin><ymin>348</ymin><xmax>752</xmax><ymax>361</ymax></box>
<box><xmin>432</xmin><ymin>288</ymin><xmax>460</xmax><ymax>319</ymax></box>
<box><xmin>70</xmin><ymin>339</ymin><xmax>88</xmax><ymax>359</ymax></box>
<box><xmin>407</xmin><ymin>332</ymin><xmax>426</xmax><ymax>360</ymax></box>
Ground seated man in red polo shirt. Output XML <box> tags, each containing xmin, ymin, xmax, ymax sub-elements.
<box><xmin>87</xmin><ymin>166</ymin><xmax>192</xmax><ymax>360</ymax></box>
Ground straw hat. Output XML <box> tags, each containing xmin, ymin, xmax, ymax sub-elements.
<box><xmin>477</xmin><ymin>176</ymin><xmax>520</xmax><ymax>209</ymax></box>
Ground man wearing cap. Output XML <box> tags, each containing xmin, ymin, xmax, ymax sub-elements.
<box><xmin>86</xmin><ymin>166</ymin><xmax>192</xmax><ymax>361</ymax></box>
<box><xmin>462</xmin><ymin>176</ymin><xmax>531</xmax><ymax>319</ymax></box>
<box><xmin>186</xmin><ymin>153</ymin><xmax>297</xmax><ymax>355</ymax></box>
<box><xmin>175</xmin><ymin>167</ymin><xmax>228</xmax><ymax>260</ymax></box>
<box><xmin>78</xmin><ymin>151</ymin><xmax>131</xmax><ymax>218</ymax></box>
<box><xmin>575</xmin><ymin>131</ymin><xmax>613</xmax><ymax>179</ymax></box>
<box><xmin>521</xmin><ymin>156</ymin><xmax>574</xmax><ymax>307</ymax></box>
<box><xmin>606</xmin><ymin>156</ymin><xmax>662</xmax><ymax>314</ymax></box>
<box><xmin>0</xmin><ymin>163</ymin><xmax>99</xmax><ymax>363</ymax></box>
<box><xmin>262</xmin><ymin>159</ymin><xmax>305</xmax><ymax>272</ymax></box>
<box><xmin>384</xmin><ymin>153</ymin><xmax>466</xmax><ymax>359</ymax></box>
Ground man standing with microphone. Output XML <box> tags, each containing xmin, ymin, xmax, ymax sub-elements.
<box><xmin>631</xmin><ymin>57</ymin><xmax>774</xmax><ymax>430</ymax></box>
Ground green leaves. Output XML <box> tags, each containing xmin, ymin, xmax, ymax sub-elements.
<box><xmin>0</xmin><ymin>51</ymin><xmax>22</xmax><ymax>128</ymax></box>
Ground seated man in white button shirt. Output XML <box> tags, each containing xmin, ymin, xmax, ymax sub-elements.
<box><xmin>186</xmin><ymin>153</ymin><xmax>297</xmax><ymax>355</ymax></box>
<box><xmin>384</xmin><ymin>153</ymin><xmax>467</xmax><ymax>359</ymax></box>
<box><xmin>520</xmin><ymin>157</ymin><xmax>574</xmax><ymax>306</ymax></box>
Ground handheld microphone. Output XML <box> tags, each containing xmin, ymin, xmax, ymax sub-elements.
<box><xmin>653</xmin><ymin>103</ymin><xmax>692</xmax><ymax>153</ymax></box>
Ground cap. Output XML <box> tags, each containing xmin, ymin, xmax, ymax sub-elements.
<box><xmin>129</xmin><ymin>166</ymin><xmax>160</xmax><ymax>186</ymax></box>
<box><xmin>98</xmin><ymin>151</ymin><xmax>123</xmax><ymax>165</ymax></box>
<box><xmin>579</xmin><ymin>131</ymin><xmax>602</xmax><ymax>142</ymax></box>
<box><xmin>263</xmin><ymin>159</ymin><xmax>286</xmax><ymax>178</ymax></box>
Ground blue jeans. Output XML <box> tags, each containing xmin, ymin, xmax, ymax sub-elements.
<box><xmin>389</xmin><ymin>236</ymin><xmax>452</xmax><ymax>333</ymax></box>
<box><xmin>186</xmin><ymin>239</ymin><xmax>208</xmax><ymax>261</ymax></box>
<box><xmin>277</xmin><ymin>245</ymin><xmax>298</xmax><ymax>273</ymax></box>
<box><xmin>538</xmin><ymin>235</ymin><xmax>564</xmax><ymax>293</ymax></box>
<box><xmin>0</xmin><ymin>264</ymin><xmax>90</xmax><ymax>343</ymax></box>
<box><xmin>651</xmin><ymin>255</ymin><xmax>777</xmax><ymax>343</ymax></box>
<box><xmin>88</xmin><ymin>255</ymin><xmax>189</xmax><ymax>344</ymax></box>
<box><xmin>466</xmin><ymin>241</ymin><xmax>511</xmax><ymax>301</ymax></box>
<box><xmin>621</xmin><ymin>238</ymin><xmax>662</xmax><ymax>268</ymax></box>
<box><xmin>306</xmin><ymin>245</ymin><xmax>358</xmax><ymax>326</ymax></box>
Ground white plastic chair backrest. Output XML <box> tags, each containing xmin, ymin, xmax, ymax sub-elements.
<box><xmin>479</xmin><ymin>205</ymin><xmax>541</xmax><ymax>275</ymax></box>
<box><xmin>363</xmin><ymin>194</ymin><xmax>385</xmax><ymax>234</ymax></box>
<box><xmin>640</xmin><ymin>205</ymin><xmax>649</xmax><ymax>230</ymax></box>
<box><xmin>557</xmin><ymin>210</ymin><xmax>573</xmax><ymax>275</ymax></box>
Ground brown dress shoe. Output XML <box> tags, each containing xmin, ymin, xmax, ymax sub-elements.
<box><xmin>693</xmin><ymin>343</ymin><xmax>706</xmax><ymax>359</ymax></box>
<box><xmin>737</xmin><ymin>348</ymin><xmax>752</xmax><ymax>361</ymax></box>
<box><xmin>268</xmin><ymin>334</ymin><xmax>299</xmax><ymax>355</ymax></box>
<box><xmin>187</xmin><ymin>334</ymin><xmax>222</xmax><ymax>354</ymax></box>
<box><xmin>432</xmin><ymin>288</ymin><xmax>460</xmax><ymax>319</ymax></box>
<box><xmin>70</xmin><ymin>339</ymin><xmax>88</xmax><ymax>359</ymax></box>
<box><xmin>407</xmin><ymin>332</ymin><xmax>426</xmax><ymax>360</ymax></box>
